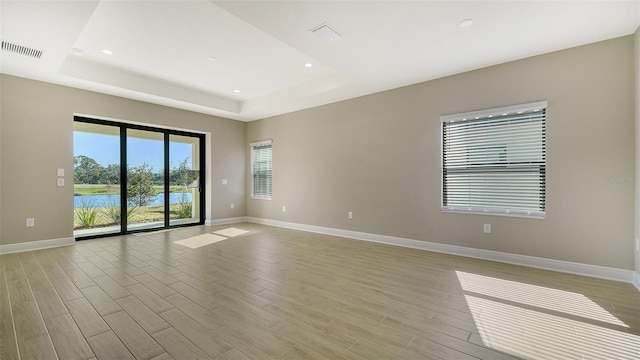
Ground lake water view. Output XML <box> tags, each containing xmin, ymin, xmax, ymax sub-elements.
<box><xmin>74</xmin><ymin>192</ymin><xmax>192</xmax><ymax>208</ymax></box>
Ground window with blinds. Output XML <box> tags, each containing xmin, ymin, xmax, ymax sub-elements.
<box><xmin>250</xmin><ymin>140</ymin><xmax>273</xmax><ymax>199</ymax></box>
<box><xmin>441</xmin><ymin>101</ymin><xmax>547</xmax><ymax>218</ymax></box>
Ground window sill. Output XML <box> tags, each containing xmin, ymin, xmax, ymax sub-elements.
<box><xmin>441</xmin><ymin>207</ymin><xmax>545</xmax><ymax>219</ymax></box>
<box><xmin>250</xmin><ymin>196</ymin><xmax>272</xmax><ymax>201</ymax></box>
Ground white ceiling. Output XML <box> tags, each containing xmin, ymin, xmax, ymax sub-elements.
<box><xmin>2</xmin><ymin>1</ymin><xmax>639</xmax><ymax>121</ymax></box>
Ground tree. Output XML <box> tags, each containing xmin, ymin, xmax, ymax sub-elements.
<box><xmin>173</xmin><ymin>158</ymin><xmax>191</xmax><ymax>191</ymax></box>
<box><xmin>127</xmin><ymin>163</ymin><xmax>156</xmax><ymax>207</ymax></box>
<box><xmin>102</xmin><ymin>164</ymin><xmax>120</xmax><ymax>193</ymax></box>
<box><xmin>171</xmin><ymin>158</ymin><xmax>193</xmax><ymax>218</ymax></box>
<box><xmin>74</xmin><ymin>155</ymin><xmax>104</xmax><ymax>184</ymax></box>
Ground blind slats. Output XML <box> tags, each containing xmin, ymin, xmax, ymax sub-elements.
<box><xmin>251</xmin><ymin>143</ymin><xmax>272</xmax><ymax>198</ymax></box>
<box><xmin>442</xmin><ymin>106</ymin><xmax>546</xmax><ymax>218</ymax></box>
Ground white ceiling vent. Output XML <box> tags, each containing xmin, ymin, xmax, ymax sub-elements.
<box><xmin>310</xmin><ymin>23</ymin><xmax>342</xmax><ymax>42</ymax></box>
<box><xmin>1</xmin><ymin>40</ymin><xmax>43</xmax><ymax>59</ymax></box>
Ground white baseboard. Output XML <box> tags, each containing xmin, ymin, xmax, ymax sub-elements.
<box><xmin>633</xmin><ymin>271</ymin><xmax>640</xmax><ymax>291</ymax></box>
<box><xmin>3</xmin><ymin>219</ymin><xmax>635</xmax><ymax>290</ymax></box>
<box><xmin>205</xmin><ymin>217</ymin><xmax>246</xmax><ymax>226</ymax></box>
<box><xmin>245</xmin><ymin>217</ymin><xmax>636</xmax><ymax>285</ymax></box>
<box><xmin>0</xmin><ymin>237</ymin><xmax>75</xmax><ymax>255</ymax></box>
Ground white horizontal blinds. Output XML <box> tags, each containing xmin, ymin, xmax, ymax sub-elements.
<box><xmin>442</xmin><ymin>104</ymin><xmax>546</xmax><ymax>217</ymax></box>
<box><xmin>251</xmin><ymin>141</ymin><xmax>272</xmax><ymax>198</ymax></box>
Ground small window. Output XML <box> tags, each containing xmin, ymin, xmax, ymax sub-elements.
<box><xmin>250</xmin><ymin>140</ymin><xmax>272</xmax><ymax>199</ymax></box>
<box><xmin>441</xmin><ymin>101</ymin><xmax>547</xmax><ymax>218</ymax></box>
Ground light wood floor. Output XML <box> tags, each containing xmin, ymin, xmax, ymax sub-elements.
<box><xmin>1</xmin><ymin>223</ymin><xmax>639</xmax><ymax>360</ymax></box>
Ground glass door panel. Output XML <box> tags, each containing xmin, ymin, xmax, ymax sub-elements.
<box><xmin>169</xmin><ymin>135</ymin><xmax>201</xmax><ymax>226</ymax></box>
<box><xmin>126</xmin><ymin>129</ymin><xmax>165</xmax><ymax>232</ymax></box>
<box><xmin>73</xmin><ymin>122</ymin><xmax>121</xmax><ymax>237</ymax></box>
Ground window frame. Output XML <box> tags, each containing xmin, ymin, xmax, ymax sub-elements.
<box><xmin>440</xmin><ymin>101</ymin><xmax>548</xmax><ymax>219</ymax></box>
<box><xmin>250</xmin><ymin>140</ymin><xmax>273</xmax><ymax>200</ymax></box>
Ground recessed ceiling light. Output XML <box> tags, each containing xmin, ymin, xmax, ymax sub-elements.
<box><xmin>304</xmin><ymin>63</ymin><xmax>313</xmax><ymax>68</ymax></box>
<box><xmin>459</xmin><ymin>19</ymin><xmax>474</xmax><ymax>28</ymax></box>
<box><xmin>102</xmin><ymin>49</ymin><xmax>113</xmax><ymax>55</ymax></box>
<box><xmin>233</xmin><ymin>89</ymin><xmax>240</xmax><ymax>93</ymax></box>
<box><xmin>71</xmin><ymin>47</ymin><xmax>83</xmax><ymax>55</ymax></box>
<box><xmin>207</xmin><ymin>56</ymin><xmax>218</xmax><ymax>61</ymax></box>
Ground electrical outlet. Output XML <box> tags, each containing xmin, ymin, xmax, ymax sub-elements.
<box><xmin>348</xmin><ymin>211</ymin><xmax>353</xmax><ymax>219</ymax></box>
<box><xmin>222</xmin><ymin>179</ymin><xmax>228</xmax><ymax>185</ymax></box>
<box><xmin>483</xmin><ymin>224</ymin><xmax>491</xmax><ymax>233</ymax></box>
<box><xmin>282</xmin><ymin>205</ymin><xmax>286</xmax><ymax>212</ymax></box>
<box><xmin>57</xmin><ymin>178</ymin><xmax>65</xmax><ymax>186</ymax></box>
<box><xmin>230</xmin><ymin>203</ymin><xmax>234</xmax><ymax>209</ymax></box>
<box><xmin>26</xmin><ymin>218</ymin><xmax>35</xmax><ymax>227</ymax></box>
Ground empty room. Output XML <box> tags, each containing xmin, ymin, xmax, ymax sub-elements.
<box><xmin>1</xmin><ymin>1</ymin><xmax>639</xmax><ymax>359</ymax></box>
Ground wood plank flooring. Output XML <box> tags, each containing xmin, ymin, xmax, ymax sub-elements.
<box><xmin>1</xmin><ymin>223</ymin><xmax>639</xmax><ymax>359</ymax></box>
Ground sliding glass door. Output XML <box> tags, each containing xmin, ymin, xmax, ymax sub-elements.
<box><xmin>126</xmin><ymin>129</ymin><xmax>166</xmax><ymax>232</ymax></box>
<box><xmin>73</xmin><ymin>117</ymin><xmax>205</xmax><ymax>239</ymax></box>
<box><xmin>73</xmin><ymin>122</ymin><xmax>122</xmax><ymax>237</ymax></box>
<box><xmin>169</xmin><ymin>134</ymin><xmax>201</xmax><ymax>226</ymax></box>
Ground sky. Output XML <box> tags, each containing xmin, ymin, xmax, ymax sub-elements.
<box><xmin>74</xmin><ymin>132</ymin><xmax>195</xmax><ymax>171</ymax></box>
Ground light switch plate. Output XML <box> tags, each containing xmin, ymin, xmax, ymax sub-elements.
<box><xmin>222</xmin><ymin>179</ymin><xmax>228</xmax><ymax>185</ymax></box>
<box><xmin>57</xmin><ymin>168</ymin><xmax>65</xmax><ymax>177</ymax></box>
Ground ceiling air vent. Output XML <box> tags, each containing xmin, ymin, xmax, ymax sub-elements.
<box><xmin>310</xmin><ymin>23</ymin><xmax>342</xmax><ymax>42</ymax></box>
<box><xmin>1</xmin><ymin>40</ymin><xmax>43</xmax><ymax>59</ymax></box>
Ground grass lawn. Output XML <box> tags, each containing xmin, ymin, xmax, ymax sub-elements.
<box><xmin>74</xmin><ymin>203</ymin><xmax>192</xmax><ymax>229</ymax></box>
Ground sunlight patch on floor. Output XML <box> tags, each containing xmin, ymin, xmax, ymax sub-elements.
<box><xmin>456</xmin><ymin>271</ymin><xmax>627</xmax><ymax>328</ymax></box>
<box><xmin>173</xmin><ymin>233</ymin><xmax>227</xmax><ymax>249</ymax></box>
<box><xmin>464</xmin><ymin>294</ymin><xmax>640</xmax><ymax>359</ymax></box>
<box><xmin>213</xmin><ymin>227</ymin><xmax>249</xmax><ymax>238</ymax></box>
<box><xmin>456</xmin><ymin>271</ymin><xmax>639</xmax><ymax>359</ymax></box>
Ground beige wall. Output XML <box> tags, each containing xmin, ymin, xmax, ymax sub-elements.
<box><xmin>635</xmin><ymin>26</ymin><xmax>640</xmax><ymax>275</ymax></box>
<box><xmin>247</xmin><ymin>35</ymin><xmax>636</xmax><ymax>270</ymax></box>
<box><xmin>0</xmin><ymin>74</ymin><xmax>246</xmax><ymax>246</ymax></box>
<box><xmin>0</xmin><ymin>75</ymin><xmax>3</xmax><ymax>245</ymax></box>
